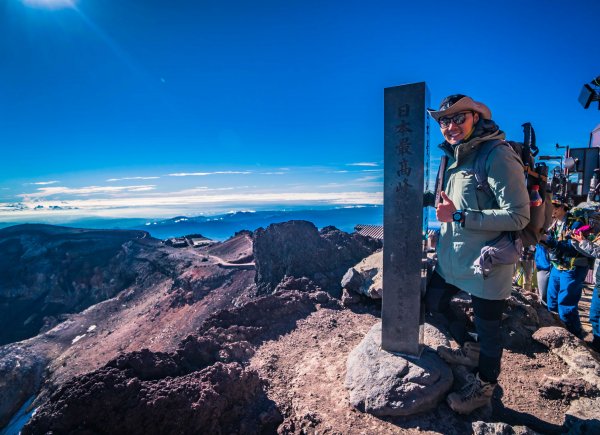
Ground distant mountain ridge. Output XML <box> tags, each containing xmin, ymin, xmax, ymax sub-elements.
<box><xmin>140</xmin><ymin>207</ymin><xmax>384</xmax><ymax>240</ymax></box>
<box><xmin>0</xmin><ymin>205</ymin><xmax>443</xmax><ymax>241</ymax></box>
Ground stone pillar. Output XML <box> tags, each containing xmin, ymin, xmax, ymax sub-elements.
<box><xmin>381</xmin><ymin>82</ymin><xmax>430</xmax><ymax>357</ymax></box>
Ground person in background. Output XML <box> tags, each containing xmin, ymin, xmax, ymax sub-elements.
<box><xmin>514</xmin><ymin>246</ymin><xmax>535</xmax><ymax>292</ymax></box>
<box><xmin>543</xmin><ymin>199</ymin><xmax>589</xmax><ymax>338</ymax></box>
<box><xmin>534</xmin><ymin>243</ymin><xmax>552</xmax><ymax>305</ymax></box>
<box><xmin>426</xmin><ymin>94</ymin><xmax>529</xmax><ymax>415</ymax></box>
<box><xmin>570</xmin><ymin>231</ymin><xmax>600</xmax><ymax>352</ymax></box>
<box><xmin>533</xmin><ymin>190</ymin><xmax>555</xmax><ymax>304</ymax></box>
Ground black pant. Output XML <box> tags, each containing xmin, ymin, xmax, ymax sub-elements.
<box><xmin>426</xmin><ymin>271</ymin><xmax>506</xmax><ymax>383</ymax></box>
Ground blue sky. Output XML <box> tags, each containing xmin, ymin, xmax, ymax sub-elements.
<box><xmin>1</xmin><ymin>0</ymin><xmax>599</xmax><ymax>221</ymax></box>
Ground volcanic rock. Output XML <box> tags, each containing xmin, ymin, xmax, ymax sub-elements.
<box><xmin>564</xmin><ymin>397</ymin><xmax>600</xmax><ymax>434</ymax></box>
<box><xmin>253</xmin><ymin>220</ymin><xmax>381</xmax><ymax>296</ymax></box>
<box><xmin>3</xmin><ymin>221</ymin><xmax>595</xmax><ymax>433</ymax></box>
<box><xmin>539</xmin><ymin>376</ymin><xmax>599</xmax><ymax>402</ymax></box>
<box><xmin>471</xmin><ymin>421</ymin><xmax>541</xmax><ymax>434</ymax></box>
<box><xmin>0</xmin><ymin>345</ymin><xmax>48</xmax><ymax>430</ymax></box>
<box><xmin>341</xmin><ymin>249</ymin><xmax>383</xmax><ymax>299</ymax></box>
<box><xmin>532</xmin><ymin>326</ymin><xmax>600</xmax><ymax>389</ymax></box>
<box><xmin>429</xmin><ymin>287</ymin><xmax>561</xmax><ymax>350</ymax></box>
<box><xmin>23</xmin><ymin>362</ymin><xmax>280</xmax><ymax>435</ymax></box>
<box><xmin>502</xmin><ymin>291</ymin><xmax>562</xmax><ymax>350</ymax></box>
<box><xmin>0</xmin><ymin>225</ymin><xmax>260</xmax><ymax>428</ymax></box>
<box><xmin>345</xmin><ymin>322</ymin><xmax>453</xmax><ymax>416</ymax></box>
<box><xmin>0</xmin><ymin>224</ymin><xmax>149</xmax><ymax>345</ymax></box>
<box><xmin>341</xmin><ymin>287</ymin><xmax>362</xmax><ymax>306</ymax></box>
<box><xmin>19</xmin><ymin>290</ymin><xmax>331</xmax><ymax>433</ymax></box>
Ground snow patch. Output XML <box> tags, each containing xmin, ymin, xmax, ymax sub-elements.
<box><xmin>72</xmin><ymin>334</ymin><xmax>86</xmax><ymax>344</ymax></box>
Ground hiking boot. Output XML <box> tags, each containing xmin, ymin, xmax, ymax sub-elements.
<box><xmin>437</xmin><ymin>341</ymin><xmax>480</xmax><ymax>367</ymax></box>
<box><xmin>447</xmin><ymin>373</ymin><xmax>496</xmax><ymax>415</ymax></box>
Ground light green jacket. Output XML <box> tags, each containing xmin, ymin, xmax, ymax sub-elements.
<box><xmin>436</xmin><ymin>126</ymin><xmax>530</xmax><ymax>300</ymax></box>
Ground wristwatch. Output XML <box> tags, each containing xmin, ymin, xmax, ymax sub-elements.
<box><xmin>452</xmin><ymin>209</ymin><xmax>465</xmax><ymax>225</ymax></box>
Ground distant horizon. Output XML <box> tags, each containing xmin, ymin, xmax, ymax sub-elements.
<box><xmin>0</xmin><ymin>201</ymin><xmax>383</xmax><ymax>224</ymax></box>
<box><xmin>0</xmin><ymin>203</ymin><xmax>386</xmax><ymax>225</ymax></box>
<box><xmin>0</xmin><ymin>204</ymin><xmax>393</xmax><ymax>241</ymax></box>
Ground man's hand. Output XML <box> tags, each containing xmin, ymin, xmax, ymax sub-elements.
<box><xmin>436</xmin><ymin>191</ymin><xmax>457</xmax><ymax>223</ymax></box>
<box><xmin>427</xmin><ymin>229</ymin><xmax>439</xmax><ymax>250</ymax></box>
<box><xmin>571</xmin><ymin>231</ymin><xmax>585</xmax><ymax>243</ymax></box>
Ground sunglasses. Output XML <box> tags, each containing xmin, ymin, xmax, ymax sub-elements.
<box><xmin>438</xmin><ymin>111</ymin><xmax>472</xmax><ymax>128</ymax></box>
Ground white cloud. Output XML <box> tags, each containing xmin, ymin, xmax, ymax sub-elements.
<box><xmin>260</xmin><ymin>172</ymin><xmax>285</xmax><ymax>175</ymax></box>
<box><xmin>106</xmin><ymin>176</ymin><xmax>160</xmax><ymax>182</ymax></box>
<box><xmin>318</xmin><ymin>183</ymin><xmax>346</xmax><ymax>188</ymax></box>
<box><xmin>168</xmin><ymin>186</ymin><xmax>236</xmax><ymax>195</ymax></box>
<box><xmin>19</xmin><ymin>185</ymin><xmax>157</xmax><ymax>200</ymax></box>
<box><xmin>347</xmin><ymin>162</ymin><xmax>379</xmax><ymax>167</ymax></box>
<box><xmin>168</xmin><ymin>171</ymin><xmax>252</xmax><ymax>177</ymax></box>
<box><xmin>25</xmin><ymin>181</ymin><xmax>60</xmax><ymax>186</ymax></box>
<box><xmin>4</xmin><ymin>190</ymin><xmax>382</xmax><ymax>218</ymax></box>
<box><xmin>354</xmin><ymin>175</ymin><xmax>381</xmax><ymax>183</ymax></box>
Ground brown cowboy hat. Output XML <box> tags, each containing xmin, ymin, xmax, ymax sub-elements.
<box><xmin>427</xmin><ymin>94</ymin><xmax>492</xmax><ymax>122</ymax></box>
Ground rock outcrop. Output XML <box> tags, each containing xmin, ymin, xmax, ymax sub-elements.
<box><xmin>532</xmin><ymin>327</ymin><xmax>600</xmax><ymax>389</ymax></box>
<box><xmin>23</xmin><ymin>362</ymin><xmax>278</xmax><ymax>435</ymax></box>
<box><xmin>253</xmin><ymin>221</ymin><xmax>381</xmax><ymax>296</ymax></box>
<box><xmin>341</xmin><ymin>250</ymin><xmax>383</xmax><ymax>299</ymax></box>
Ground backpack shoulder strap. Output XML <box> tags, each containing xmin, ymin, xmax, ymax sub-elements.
<box><xmin>472</xmin><ymin>139</ymin><xmax>510</xmax><ymax>198</ymax></box>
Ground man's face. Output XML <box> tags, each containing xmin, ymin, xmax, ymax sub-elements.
<box><xmin>552</xmin><ymin>204</ymin><xmax>567</xmax><ymax>220</ymax></box>
<box><xmin>439</xmin><ymin>111</ymin><xmax>479</xmax><ymax>145</ymax></box>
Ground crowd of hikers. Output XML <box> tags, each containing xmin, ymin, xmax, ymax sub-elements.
<box><xmin>520</xmin><ymin>197</ymin><xmax>600</xmax><ymax>352</ymax></box>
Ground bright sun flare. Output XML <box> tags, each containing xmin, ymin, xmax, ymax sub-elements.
<box><xmin>22</xmin><ymin>0</ymin><xmax>76</xmax><ymax>9</ymax></box>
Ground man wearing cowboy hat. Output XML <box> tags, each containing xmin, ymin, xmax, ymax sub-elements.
<box><xmin>426</xmin><ymin>94</ymin><xmax>530</xmax><ymax>414</ymax></box>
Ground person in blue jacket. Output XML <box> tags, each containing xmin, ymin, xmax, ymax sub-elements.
<box><xmin>542</xmin><ymin>199</ymin><xmax>590</xmax><ymax>338</ymax></box>
<box><xmin>571</xmin><ymin>231</ymin><xmax>600</xmax><ymax>352</ymax></box>
<box><xmin>534</xmin><ymin>243</ymin><xmax>552</xmax><ymax>305</ymax></box>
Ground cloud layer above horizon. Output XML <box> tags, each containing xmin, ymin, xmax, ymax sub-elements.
<box><xmin>0</xmin><ymin>163</ymin><xmax>384</xmax><ymax>220</ymax></box>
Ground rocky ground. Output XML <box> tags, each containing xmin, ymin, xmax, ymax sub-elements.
<box><xmin>249</xmin><ymin>302</ymin><xmax>599</xmax><ymax>434</ymax></box>
<box><xmin>1</xmin><ymin>221</ymin><xmax>599</xmax><ymax>434</ymax></box>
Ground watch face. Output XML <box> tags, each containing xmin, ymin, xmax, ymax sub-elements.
<box><xmin>453</xmin><ymin>211</ymin><xmax>462</xmax><ymax>222</ymax></box>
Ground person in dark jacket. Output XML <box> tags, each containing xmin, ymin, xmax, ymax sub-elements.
<box><xmin>543</xmin><ymin>199</ymin><xmax>589</xmax><ymax>338</ymax></box>
<box><xmin>571</xmin><ymin>230</ymin><xmax>600</xmax><ymax>352</ymax></box>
